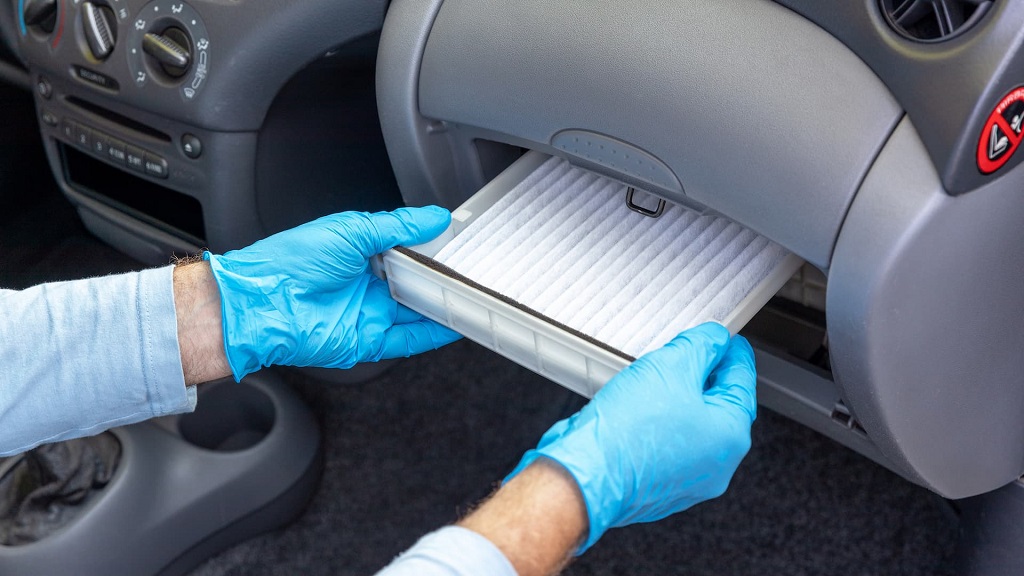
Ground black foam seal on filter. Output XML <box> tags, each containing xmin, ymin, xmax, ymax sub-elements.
<box><xmin>394</xmin><ymin>246</ymin><xmax>636</xmax><ymax>363</ymax></box>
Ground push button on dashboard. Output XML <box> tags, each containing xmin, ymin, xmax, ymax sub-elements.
<box><xmin>107</xmin><ymin>139</ymin><xmax>127</xmax><ymax>164</ymax></box>
<box><xmin>73</xmin><ymin>124</ymin><xmax>93</xmax><ymax>149</ymax></box>
<box><xmin>91</xmin><ymin>132</ymin><xmax>110</xmax><ymax>157</ymax></box>
<box><xmin>60</xmin><ymin>120</ymin><xmax>75</xmax><ymax>141</ymax></box>
<box><xmin>181</xmin><ymin>133</ymin><xmax>202</xmax><ymax>159</ymax></box>
<box><xmin>40</xmin><ymin>110</ymin><xmax>58</xmax><ymax>127</ymax></box>
<box><xmin>126</xmin><ymin>145</ymin><xmax>146</xmax><ymax>173</ymax></box>
<box><xmin>36</xmin><ymin>77</ymin><xmax>52</xmax><ymax>99</ymax></box>
<box><xmin>143</xmin><ymin>154</ymin><xmax>168</xmax><ymax>179</ymax></box>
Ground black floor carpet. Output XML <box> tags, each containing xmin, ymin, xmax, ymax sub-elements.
<box><xmin>189</xmin><ymin>345</ymin><xmax>958</xmax><ymax>576</ymax></box>
<box><xmin>0</xmin><ymin>189</ymin><xmax>958</xmax><ymax>575</ymax></box>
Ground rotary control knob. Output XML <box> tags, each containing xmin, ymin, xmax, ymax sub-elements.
<box><xmin>82</xmin><ymin>2</ymin><xmax>116</xmax><ymax>60</ymax></box>
<box><xmin>143</xmin><ymin>27</ymin><xmax>191</xmax><ymax>78</ymax></box>
<box><xmin>22</xmin><ymin>0</ymin><xmax>58</xmax><ymax>34</ymax></box>
<box><xmin>127</xmin><ymin>0</ymin><xmax>210</xmax><ymax>101</ymax></box>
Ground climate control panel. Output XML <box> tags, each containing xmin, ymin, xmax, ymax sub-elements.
<box><xmin>17</xmin><ymin>0</ymin><xmax>210</xmax><ymax>106</ymax></box>
<box><xmin>125</xmin><ymin>0</ymin><xmax>208</xmax><ymax>101</ymax></box>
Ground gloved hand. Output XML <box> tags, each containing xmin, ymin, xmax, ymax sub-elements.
<box><xmin>204</xmin><ymin>206</ymin><xmax>462</xmax><ymax>381</ymax></box>
<box><xmin>506</xmin><ymin>322</ymin><xmax>756</xmax><ymax>553</ymax></box>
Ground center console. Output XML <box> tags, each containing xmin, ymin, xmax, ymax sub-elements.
<box><xmin>5</xmin><ymin>0</ymin><xmax>403</xmax><ymax>263</ymax></box>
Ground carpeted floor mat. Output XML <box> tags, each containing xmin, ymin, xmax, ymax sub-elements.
<box><xmin>191</xmin><ymin>340</ymin><xmax>958</xmax><ymax>576</ymax></box>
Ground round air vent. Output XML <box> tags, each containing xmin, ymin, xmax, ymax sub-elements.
<box><xmin>879</xmin><ymin>0</ymin><xmax>993</xmax><ymax>42</ymax></box>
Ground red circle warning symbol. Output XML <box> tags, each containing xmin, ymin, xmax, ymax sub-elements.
<box><xmin>978</xmin><ymin>86</ymin><xmax>1024</xmax><ymax>174</ymax></box>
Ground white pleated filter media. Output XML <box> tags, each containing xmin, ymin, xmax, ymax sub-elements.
<box><xmin>433</xmin><ymin>156</ymin><xmax>792</xmax><ymax>359</ymax></box>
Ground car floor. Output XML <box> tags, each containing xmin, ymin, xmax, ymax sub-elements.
<box><xmin>0</xmin><ymin>187</ymin><xmax>959</xmax><ymax>576</ymax></box>
<box><xmin>193</xmin><ymin>345</ymin><xmax>960</xmax><ymax>576</ymax></box>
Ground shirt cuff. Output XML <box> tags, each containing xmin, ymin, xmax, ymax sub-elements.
<box><xmin>140</xmin><ymin>265</ymin><xmax>196</xmax><ymax>416</ymax></box>
<box><xmin>376</xmin><ymin>526</ymin><xmax>517</xmax><ymax>576</ymax></box>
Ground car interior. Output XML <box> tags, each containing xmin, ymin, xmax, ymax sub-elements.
<box><xmin>1</xmin><ymin>0</ymin><xmax>1023</xmax><ymax>573</ymax></box>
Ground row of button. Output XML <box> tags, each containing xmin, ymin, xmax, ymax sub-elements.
<box><xmin>59</xmin><ymin>120</ymin><xmax>168</xmax><ymax>179</ymax></box>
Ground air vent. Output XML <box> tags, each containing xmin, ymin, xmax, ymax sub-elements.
<box><xmin>879</xmin><ymin>0</ymin><xmax>993</xmax><ymax>42</ymax></box>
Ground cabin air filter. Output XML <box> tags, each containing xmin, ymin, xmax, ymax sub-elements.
<box><xmin>432</xmin><ymin>155</ymin><xmax>794</xmax><ymax>359</ymax></box>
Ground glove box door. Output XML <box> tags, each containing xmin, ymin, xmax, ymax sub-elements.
<box><xmin>380</xmin><ymin>151</ymin><xmax>802</xmax><ymax>397</ymax></box>
<box><xmin>378</xmin><ymin>0</ymin><xmax>901</xmax><ymax>271</ymax></box>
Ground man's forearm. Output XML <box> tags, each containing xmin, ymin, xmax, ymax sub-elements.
<box><xmin>457</xmin><ymin>459</ymin><xmax>588</xmax><ymax>576</ymax></box>
<box><xmin>0</xmin><ymin>268</ymin><xmax>195</xmax><ymax>454</ymax></box>
<box><xmin>173</xmin><ymin>261</ymin><xmax>231</xmax><ymax>385</ymax></box>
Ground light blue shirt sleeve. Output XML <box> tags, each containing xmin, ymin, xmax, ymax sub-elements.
<box><xmin>0</xmin><ymin>266</ymin><xmax>196</xmax><ymax>456</ymax></box>
<box><xmin>376</xmin><ymin>526</ymin><xmax>518</xmax><ymax>576</ymax></box>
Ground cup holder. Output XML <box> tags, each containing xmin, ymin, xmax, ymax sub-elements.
<box><xmin>178</xmin><ymin>382</ymin><xmax>276</xmax><ymax>452</ymax></box>
<box><xmin>0</xmin><ymin>373</ymin><xmax>320</xmax><ymax>576</ymax></box>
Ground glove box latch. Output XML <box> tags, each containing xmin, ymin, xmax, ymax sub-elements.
<box><xmin>624</xmin><ymin>187</ymin><xmax>666</xmax><ymax>218</ymax></box>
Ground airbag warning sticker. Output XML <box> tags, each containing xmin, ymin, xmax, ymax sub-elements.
<box><xmin>978</xmin><ymin>87</ymin><xmax>1024</xmax><ymax>174</ymax></box>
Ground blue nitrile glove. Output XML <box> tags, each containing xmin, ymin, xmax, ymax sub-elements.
<box><xmin>204</xmin><ymin>206</ymin><xmax>462</xmax><ymax>381</ymax></box>
<box><xmin>506</xmin><ymin>322</ymin><xmax>757</xmax><ymax>553</ymax></box>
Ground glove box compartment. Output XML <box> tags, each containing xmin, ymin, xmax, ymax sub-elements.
<box><xmin>377</xmin><ymin>0</ymin><xmax>1024</xmax><ymax>500</ymax></box>
<box><xmin>380</xmin><ymin>151</ymin><xmax>802</xmax><ymax>397</ymax></box>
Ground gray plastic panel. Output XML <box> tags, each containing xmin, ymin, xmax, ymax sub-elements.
<box><xmin>376</xmin><ymin>0</ymin><xmax>462</xmax><ymax>208</ymax></box>
<box><xmin>35</xmin><ymin>81</ymin><xmax>266</xmax><ymax>259</ymax></box>
<box><xmin>774</xmin><ymin>0</ymin><xmax>1024</xmax><ymax>195</ymax></box>
<box><xmin>402</xmin><ymin>0</ymin><xmax>902</xmax><ymax>269</ymax></box>
<box><xmin>754</xmin><ymin>347</ymin><xmax>897</xmax><ymax>475</ymax></box>
<box><xmin>77</xmin><ymin>204</ymin><xmax>200</xmax><ymax>264</ymax></box>
<box><xmin>829</xmin><ymin>117</ymin><xmax>1024</xmax><ymax>498</ymax></box>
